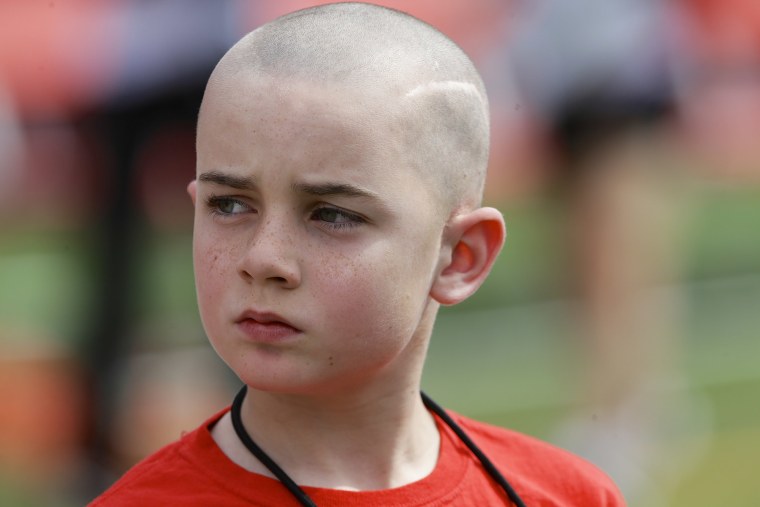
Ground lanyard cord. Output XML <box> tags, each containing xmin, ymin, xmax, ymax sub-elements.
<box><xmin>420</xmin><ymin>392</ymin><xmax>527</xmax><ymax>507</ymax></box>
<box><xmin>230</xmin><ymin>386</ymin><xmax>527</xmax><ymax>507</ymax></box>
<box><xmin>230</xmin><ymin>387</ymin><xmax>317</xmax><ymax>507</ymax></box>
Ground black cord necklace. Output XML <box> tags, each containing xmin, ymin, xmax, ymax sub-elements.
<box><xmin>230</xmin><ymin>386</ymin><xmax>527</xmax><ymax>507</ymax></box>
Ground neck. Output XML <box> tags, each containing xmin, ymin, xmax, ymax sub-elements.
<box><xmin>213</xmin><ymin>383</ymin><xmax>440</xmax><ymax>491</ymax></box>
<box><xmin>212</xmin><ymin>302</ymin><xmax>443</xmax><ymax>490</ymax></box>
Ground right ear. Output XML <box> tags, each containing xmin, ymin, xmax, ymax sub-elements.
<box><xmin>187</xmin><ymin>180</ymin><xmax>197</xmax><ymax>206</ymax></box>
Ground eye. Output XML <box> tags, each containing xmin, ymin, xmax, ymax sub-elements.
<box><xmin>206</xmin><ymin>195</ymin><xmax>252</xmax><ymax>217</ymax></box>
<box><xmin>311</xmin><ymin>206</ymin><xmax>365</xmax><ymax>230</ymax></box>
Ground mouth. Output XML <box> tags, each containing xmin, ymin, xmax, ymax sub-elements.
<box><xmin>235</xmin><ymin>310</ymin><xmax>301</xmax><ymax>343</ymax></box>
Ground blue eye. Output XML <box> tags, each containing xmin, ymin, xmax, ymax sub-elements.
<box><xmin>311</xmin><ymin>206</ymin><xmax>364</xmax><ymax>229</ymax></box>
<box><xmin>206</xmin><ymin>195</ymin><xmax>251</xmax><ymax>216</ymax></box>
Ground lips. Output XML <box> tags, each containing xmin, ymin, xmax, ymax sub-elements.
<box><xmin>235</xmin><ymin>310</ymin><xmax>301</xmax><ymax>343</ymax></box>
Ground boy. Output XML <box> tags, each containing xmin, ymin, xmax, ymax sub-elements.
<box><xmin>92</xmin><ymin>3</ymin><xmax>624</xmax><ymax>505</ymax></box>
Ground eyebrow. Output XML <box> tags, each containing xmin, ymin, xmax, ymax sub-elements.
<box><xmin>198</xmin><ymin>170</ymin><xmax>380</xmax><ymax>202</ymax></box>
<box><xmin>198</xmin><ymin>171</ymin><xmax>256</xmax><ymax>190</ymax></box>
<box><xmin>292</xmin><ymin>182</ymin><xmax>379</xmax><ymax>200</ymax></box>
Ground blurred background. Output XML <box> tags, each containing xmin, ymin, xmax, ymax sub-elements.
<box><xmin>0</xmin><ymin>1</ymin><xmax>758</xmax><ymax>506</ymax></box>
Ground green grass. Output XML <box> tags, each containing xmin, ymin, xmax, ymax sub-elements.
<box><xmin>671</xmin><ymin>424</ymin><xmax>760</xmax><ymax>507</ymax></box>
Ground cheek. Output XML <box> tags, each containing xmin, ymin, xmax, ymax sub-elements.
<box><xmin>193</xmin><ymin>233</ymin><xmax>233</xmax><ymax>321</ymax></box>
<box><xmin>312</xmin><ymin>242</ymin><xmax>434</xmax><ymax>340</ymax></box>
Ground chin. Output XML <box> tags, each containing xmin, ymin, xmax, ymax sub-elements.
<box><xmin>236</xmin><ymin>365</ymin><xmax>374</xmax><ymax>398</ymax></box>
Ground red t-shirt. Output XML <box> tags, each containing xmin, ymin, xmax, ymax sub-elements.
<box><xmin>90</xmin><ymin>408</ymin><xmax>624</xmax><ymax>506</ymax></box>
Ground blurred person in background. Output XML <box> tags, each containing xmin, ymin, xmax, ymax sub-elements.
<box><xmin>0</xmin><ymin>2</ymin><xmax>121</xmax><ymax>504</ymax></box>
<box><xmin>676</xmin><ymin>0</ymin><xmax>760</xmax><ymax>180</ymax></box>
<box><xmin>0</xmin><ymin>83</ymin><xmax>24</xmax><ymax>208</ymax></box>
<box><xmin>507</xmin><ymin>0</ymin><xmax>705</xmax><ymax>504</ymax></box>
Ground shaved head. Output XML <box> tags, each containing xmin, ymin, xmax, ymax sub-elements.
<box><xmin>200</xmin><ymin>2</ymin><xmax>490</xmax><ymax>212</ymax></box>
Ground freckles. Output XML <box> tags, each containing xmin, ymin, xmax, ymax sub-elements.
<box><xmin>203</xmin><ymin>243</ymin><xmax>227</xmax><ymax>272</ymax></box>
<box><xmin>203</xmin><ymin>255</ymin><xmax>221</xmax><ymax>279</ymax></box>
<box><xmin>311</xmin><ymin>250</ymin><xmax>357</xmax><ymax>286</ymax></box>
<box><xmin>196</xmin><ymin>241</ymin><xmax>233</xmax><ymax>301</ymax></box>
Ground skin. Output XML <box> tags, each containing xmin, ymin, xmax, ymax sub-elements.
<box><xmin>188</xmin><ymin>70</ymin><xmax>505</xmax><ymax>490</ymax></box>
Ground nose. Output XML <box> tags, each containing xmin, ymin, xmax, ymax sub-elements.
<box><xmin>238</xmin><ymin>216</ymin><xmax>301</xmax><ymax>289</ymax></box>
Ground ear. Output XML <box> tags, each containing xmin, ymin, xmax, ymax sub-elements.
<box><xmin>430</xmin><ymin>207</ymin><xmax>506</xmax><ymax>306</ymax></box>
<box><xmin>187</xmin><ymin>180</ymin><xmax>197</xmax><ymax>206</ymax></box>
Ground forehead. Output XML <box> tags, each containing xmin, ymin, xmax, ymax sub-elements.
<box><xmin>203</xmin><ymin>74</ymin><xmax>386</xmax><ymax>146</ymax></box>
<box><xmin>204</xmin><ymin>70</ymin><xmax>403</xmax><ymax>125</ymax></box>
<box><xmin>196</xmin><ymin>72</ymin><xmax>435</xmax><ymax>197</ymax></box>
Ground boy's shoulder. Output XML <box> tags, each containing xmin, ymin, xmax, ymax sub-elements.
<box><xmin>88</xmin><ymin>408</ymin><xmax>254</xmax><ymax>507</ymax></box>
<box><xmin>448</xmin><ymin>410</ymin><xmax>626</xmax><ymax>505</ymax></box>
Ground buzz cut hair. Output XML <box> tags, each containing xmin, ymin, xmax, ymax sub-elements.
<box><xmin>204</xmin><ymin>2</ymin><xmax>491</xmax><ymax>212</ymax></box>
